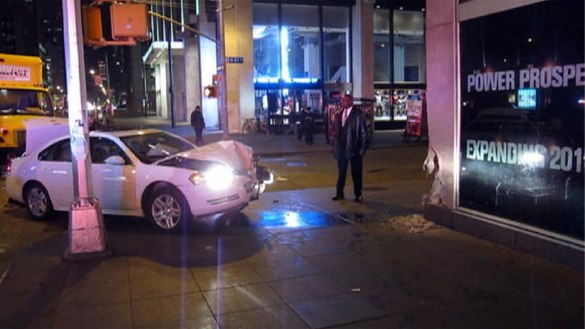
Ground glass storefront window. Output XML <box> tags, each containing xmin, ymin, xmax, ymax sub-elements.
<box><xmin>253</xmin><ymin>3</ymin><xmax>280</xmax><ymax>80</ymax></box>
<box><xmin>393</xmin><ymin>10</ymin><xmax>425</xmax><ymax>83</ymax></box>
<box><xmin>374</xmin><ymin>89</ymin><xmax>392</xmax><ymax>119</ymax></box>
<box><xmin>374</xmin><ymin>9</ymin><xmax>391</xmax><ymax>83</ymax></box>
<box><xmin>281</xmin><ymin>4</ymin><xmax>321</xmax><ymax>81</ymax></box>
<box><xmin>459</xmin><ymin>0</ymin><xmax>584</xmax><ymax>240</ymax></box>
<box><xmin>323</xmin><ymin>6</ymin><xmax>349</xmax><ymax>83</ymax></box>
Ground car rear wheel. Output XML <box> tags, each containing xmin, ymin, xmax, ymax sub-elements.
<box><xmin>147</xmin><ymin>187</ymin><xmax>191</xmax><ymax>232</ymax></box>
<box><xmin>24</xmin><ymin>182</ymin><xmax>54</xmax><ymax>220</ymax></box>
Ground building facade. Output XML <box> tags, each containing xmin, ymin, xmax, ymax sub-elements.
<box><xmin>142</xmin><ymin>0</ymin><xmax>425</xmax><ymax>132</ymax></box>
<box><xmin>424</xmin><ymin>0</ymin><xmax>584</xmax><ymax>268</ymax></box>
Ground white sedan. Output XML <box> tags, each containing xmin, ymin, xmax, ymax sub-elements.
<box><xmin>5</xmin><ymin>124</ymin><xmax>272</xmax><ymax>232</ymax></box>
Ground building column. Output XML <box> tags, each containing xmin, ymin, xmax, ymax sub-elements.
<box><xmin>172</xmin><ymin>52</ymin><xmax>186</xmax><ymax>122</ymax></box>
<box><xmin>225</xmin><ymin>0</ymin><xmax>254</xmax><ymax>133</ymax></box>
<box><xmin>184</xmin><ymin>26</ymin><xmax>202</xmax><ymax>123</ymax></box>
<box><xmin>352</xmin><ymin>0</ymin><xmax>374</xmax><ymax>100</ymax></box>
<box><xmin>425</xmin><ymin>0</ymin><xmax>458</xmax><ymax>208</ymax></box>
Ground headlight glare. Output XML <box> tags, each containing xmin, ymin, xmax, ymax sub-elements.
<box><xmin>189</xmin><ymin>164</ymin><xmax>235</xmax><ymax>190</ymax></box>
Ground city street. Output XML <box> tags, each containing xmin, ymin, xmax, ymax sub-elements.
<box><xmin>0</xmin><ymin>137</ymin><xmax>583</xmax><ymax>329</ymax></box>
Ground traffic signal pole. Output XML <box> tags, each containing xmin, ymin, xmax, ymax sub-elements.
<box><xmin>217</xmin><ymin>0</ymin><xmax>229</xmax><ymax>140</ymax></box>
<box><xmin>62</xmin><ymin>0</ymin><xmax>108</xmax><ymax>260</ymax></box>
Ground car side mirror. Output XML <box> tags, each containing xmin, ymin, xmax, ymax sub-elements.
<box><xmin>104</xmin><ymin>155</ymin><xmax>125</xmax><ymax>165</ymax></box>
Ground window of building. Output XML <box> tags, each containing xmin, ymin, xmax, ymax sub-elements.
<box><xmin>253</xmin><ymin>3</ymin><xmax>280</xmax><ymax>81</ymax></box>
<box><xmin>323</xmin><ymin>6</ymin><xmax>349</xmax><ymax>83</ymax></box>
<box><xmin>374</xmin><ymin>9</ymin><xmax>391</xmax><ymax>83</ymax></box>
<box><xmin>281</xmin><ymin>4</ymin><xmax>320</xmax><ymax>81</ymax></box>
<box><xmin>393</xmin><ymin>10</ymin><xmax>425</xmax><ymax>83</ymax></box>
<box><xmin>458</xmin><ymin>0</ymin><xmax>584</xmax><ymax>239</ymax></box>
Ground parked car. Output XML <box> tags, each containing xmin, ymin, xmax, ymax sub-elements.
<box><xmin>5</xmin><ymin>120</ymin><xmax>272</xmax><ymax>232</ymax></box>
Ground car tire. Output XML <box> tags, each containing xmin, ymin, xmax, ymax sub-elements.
<box><xmin>147</xmin><ymin>186</ymin><xmax>191</xmax><ymax>232</ymax></box>
<box><xmin>24</xmin><ymin>182</ymin><xmax>54</xmax><ymax>220</ymax></box>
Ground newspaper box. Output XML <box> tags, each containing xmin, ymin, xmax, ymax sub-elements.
<box><xmin>403</xmin><ymin>94</ymin><xmax>427</xmax><ymax>142</ymax></box>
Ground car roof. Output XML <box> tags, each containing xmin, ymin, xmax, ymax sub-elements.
<box><xmin>90</xmin><ymin>127</ymin><xmax>166</xmax><ymax>138</ymax></box>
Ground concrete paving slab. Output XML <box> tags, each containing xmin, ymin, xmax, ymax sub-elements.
<box><xmin>64</xmin><ymin>257</ymin><xmax>128</xmax><ymax>287</ymax></box>
<box><xmin>202</xmin><ymin>283</ymin><xmax>282</xmax><ymax>315</ymax></box>
<box><xmin>267</xmin><ymin>274</ymin><xmax>346</xmax><ymax>303</ymax></box>
<box><xmin>290</xmin><ymin>292</ymin><xmax>387</xmax><ymax>329</ymax></box>
<box><xmin>193</xmin><ymin>264</ymin><xmax>264</xmax><ymax>291</ymax></box>
<box><xmin>217</xmin><ymin>304</ymin><xmax>310</xmax><ymax>329</ymax></box>
<box><xmin>127</xmin><ymin>257</ymin><xmax>193</xmax><ymax>281</ymax></box>
<box><xmin>250</xmin><ymin>257</ymin><xmax>320</xmax><ymax>281</ymax></box>
<box><xmin>134</xmin><ymin>316</ymin><xmax>218</xmax><ymax>329</ymax></box>
<box><xmin>57</xmin><ymin>279</ymin><xmax>130</xmax><ymax>311</ymax></box>
<box><xmin>130</xmin><ymin>275</ymin><xmax>200</xmax><ymax>300</ymax></box>
<box><xmin>35</xmin><ymin>302</ymin><xmax>134</xmax><ymax>329</ymax></box>
<box><xmin>130</xmin><ymin>292</ymin><xmax>212</xmax><ymax>328</ymax></box>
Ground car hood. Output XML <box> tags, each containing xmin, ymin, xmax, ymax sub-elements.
<box><xmin>167</xmin><ymin>140</ymin><xmax>254</xmax><ymax>172</ymax></box>
<box><xmin>23</xmin><ymin>117</ymin><xmax>69</xmax><ymax>154</ymax></box>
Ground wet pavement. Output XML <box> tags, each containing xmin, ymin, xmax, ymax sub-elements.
<box><xmin>0</xmin><ymin>116</ymin><xmax>582</xmax><ymax>329</ymax></box>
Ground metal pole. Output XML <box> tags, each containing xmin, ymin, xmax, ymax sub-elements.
<box><xmin>168</xmin><ymin>24</ymin><xmax>176</xmax><ymax>128</ymax></box>
<box><xmin>217</xmin><ymin>0</ymin><xmax>229</xmax><ymax>140</ymax></box>
<box><xmin>62</xmin><ymin>0</ymin><xmax>108</xmax><ymax>259</ymax></box>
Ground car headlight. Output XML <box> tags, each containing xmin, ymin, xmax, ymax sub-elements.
<box><xmin>189</xmin><ymin>164</ymin><xmax>234</xmax><ymax>191</ymax></box>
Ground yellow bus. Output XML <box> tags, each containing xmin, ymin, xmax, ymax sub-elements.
<box><xmin>0</xmin><ymin>53</ymin><xmax>54</xmax><ymax>162</ymax></box>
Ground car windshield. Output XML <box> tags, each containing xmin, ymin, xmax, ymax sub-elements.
<box><xmin>0</xmin><ymin>89</ymin><xmax>54</xmax><ymax>115</ymax></box>
<box><xmin>120</xmin><ymin>131</ymin><xmax>195</xmax><ymax>164</ymax></box>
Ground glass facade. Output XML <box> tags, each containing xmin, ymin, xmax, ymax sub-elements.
<box><xmin>373</xmin><ymin>6</ymin><xmax>426</xmax><ymax>125</ymax></box>
<box><xmin>281</xmin><ymin>4</ymin><xmax>320</xmax><ymax>81</ymax></box>
<box><xmin>393</xmin><ymin>10</ymin><xmax>425</xmax><ymax>83</ymax></box>
<box><xmin>458</xmin><ymin>0</ymin><xmax>584</xmax><ymax>240</ymax></box>
<box><xmin>252</xmin><ymin>2</ymin><xmax>351</xmax><ymax>133</ymax></box>
<box><xmin>253</xmin><ymin>3</ymin><xmax>280</xmax><ymax>81</ymax></box>
<box><xmin>323</xmin><ymin>6</ymin><xmax>350</xmax><ymax>83</ymax></box>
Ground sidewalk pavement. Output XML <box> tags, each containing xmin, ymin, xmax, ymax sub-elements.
<box><xmin>110</xmin><ymin>115</ymin><xmax>416</xmax><ymax>156</ymax></box>
<box><xmin>0</xmin><ymin>116</ymin><xmax>582</xmax><ymax>329</ymax></box>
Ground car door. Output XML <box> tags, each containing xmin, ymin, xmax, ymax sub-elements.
<box><xmin>36</xmin><ymin>138</ymin><xmax>74</xmax><ymax>210</ymax></box>
<box><xmin>89</xmin><ymin>137</ymin><xmax>137</xmax><ymax>213</ymax></box>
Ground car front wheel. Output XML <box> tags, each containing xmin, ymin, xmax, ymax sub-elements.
<box><xmin>24</xmin><ymin>182</ymin><xmax>54</xmax><ymax>220</ymax></box>
<box><xmin>147</xmin><ymin>187</ymin><xmax>191</xmax><ymax>232</ymax></box>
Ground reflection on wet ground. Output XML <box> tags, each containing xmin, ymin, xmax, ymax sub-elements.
<box><xmin>286</xmin><ymin>162</ymin><xmax>307</xmax><ymax>167</ymax></box>
<box><xmin>253</xmin><ymin>210</ymin><xmax>348</xmax><ymax>228</ymax></box>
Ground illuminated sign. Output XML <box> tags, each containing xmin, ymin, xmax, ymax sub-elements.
<box><xmin>517</xmin><ymin>88</ymin><xmax>536</xmax><ymax>109</ymax></box>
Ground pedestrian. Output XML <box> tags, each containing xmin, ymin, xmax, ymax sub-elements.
<box><xmin>190</xmin><ymin>105</ymin><xmax>205</xmax><ymax>145</ymax></box>
<box><xmin>300</xmin><ymin>107</ymin><xmax>314</xmax><ymax>144</ymax></box>
<box><xmin>331</xmin><ymin>94</ymin><xmax>369</xmax><ymax>202</ymax></box>
<box><xmin>284</xmin><ymin>109</ymin><xmax>297</xmax><ymax>136</ymax></box>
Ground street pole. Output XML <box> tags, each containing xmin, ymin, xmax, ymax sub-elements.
<box><xmin>168</xmin><ymin>24</ymin><xmax>176</xmax><ymax>128</ymax></box>
<box><xmin>217</xmin><ymin>0</ymin><xmax>229</xmax><ymax>140</ymax></box>
<box><xmin>62</xmin><ymin>0</ymin><xmax>108</xmax><ymax>260</ymax></box>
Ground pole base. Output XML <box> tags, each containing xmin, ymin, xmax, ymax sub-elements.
<box><xmin>63</xmin><ymin>198</ymin><xmax>110</xmax><ymax>261</ymax></box>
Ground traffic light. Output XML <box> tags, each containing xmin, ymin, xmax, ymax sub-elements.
<box><xmin>110</xmin><ymin>3</ymin><xmax>148</xmax><ymax>39</ymax></box>
<box><xmin>204</xmin><ymin>85</ymin><xmax>217</xmax><ymax>98</ymax></box>
<box><xmin>82</xmin><ymin>2</ymin><xmax>149</xmax><ymax>47</ymax></box>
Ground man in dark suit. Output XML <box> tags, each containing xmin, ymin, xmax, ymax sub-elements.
<box><xmin>331</xmin><ymin>94</ymin><xmax>369</xmax><ymax>202</ymax></box>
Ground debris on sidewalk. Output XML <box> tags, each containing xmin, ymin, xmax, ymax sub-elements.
<box><xmin>381</xmin><ymin>214</ymin><xmax>437</xmax><ymax>234</ymax></box>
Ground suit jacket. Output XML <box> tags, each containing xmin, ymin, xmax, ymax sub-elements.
<box><xmin>332</xmin><ymin>107</ymin><xmax>369</xmax><ymax>160</ymax></box>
